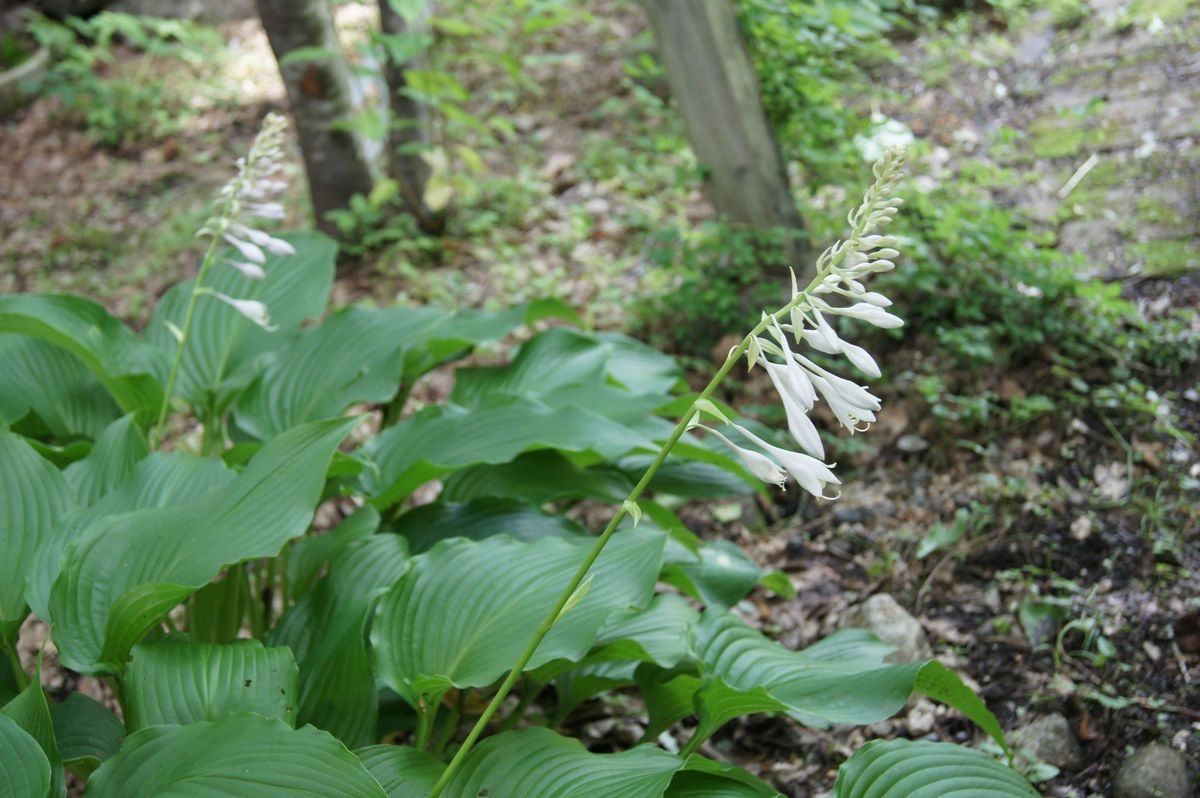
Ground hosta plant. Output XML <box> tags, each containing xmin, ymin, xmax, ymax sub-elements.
<box><xmin>0</xmin><ymin>119</ymin><xmax>1040</xmax><ymax>797</ymax></box>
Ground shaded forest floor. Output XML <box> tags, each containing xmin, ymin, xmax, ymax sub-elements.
<box><xmin>1</xmin><ymin>1</ymin><xmax>1197</xmax><ymax>796</ymax></box>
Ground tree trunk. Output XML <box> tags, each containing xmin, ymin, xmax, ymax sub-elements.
<box><xmin>378</xmin><ymin>0</ymin><xmax>443</xmax><ymax>233</ymax></box>
<box><xmin>641</xmin><ymin>0</ymin><xmax>808</xmax><ymax>276</ymax></box>
<box><xmin>256</xmin><ymin>0</ymin><xmax>374</xmax><ymax>236</ymax></box>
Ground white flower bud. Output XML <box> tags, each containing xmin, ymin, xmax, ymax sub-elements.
<box><xmin>707</xmin><ymin>427</ymin><xmax>787</xmax><ymax>489</ymax></box>
<box><xmin>226</xmin><ymin>260</ymin><xmax>266</xmax><ymax>280</ymax></box>
<box><xmin>829</xmin><ymin>302</ymin><xmax>904</xmax><ymax>329</ymax></box>
<box><xmin>224</xmin><ymin>234</ymin><xmax>265</xmax><ymax>264</ymax></box>
<box><xmin>213</xmin><ymin>293</ymin><xmax>277</xmax><ymax>331</ymax></box>
<box><xmin>729</xmin><ymin>424</ymin><xmax>840</xmax><ymax>499</ymax></box>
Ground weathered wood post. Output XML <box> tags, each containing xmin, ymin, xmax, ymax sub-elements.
<box><xmin>641</xmin><ymin>0</ymin><xmax>809</xmax><ymax>277</ymax></box>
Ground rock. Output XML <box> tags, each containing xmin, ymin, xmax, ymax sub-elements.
<box><xmin>1011</xmin><ymin>713</ymin><xmax>1082</xmax><ymax>770</ymax></box>
<box><xmin>841</xmin><ymin>594</ymin><xmax>932</xmax><ymax>663</ymax></box>
<box><xmin>1113</xmin><ymin>744</ymin><xmax>1192</xmax><ymax>798</ymax></box>
<box><xmin>896</xmin><ymin>434</ymin><xmax>930</xmax><ymax>453</ymax></box>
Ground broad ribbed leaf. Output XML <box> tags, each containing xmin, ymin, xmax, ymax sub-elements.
<box><xmin>0</xmin><ymin>336</ymin><xmax>121</xmax><ymax>440</ymax></box>
<box><xmin>146</xmin><ymin>232</ymin><xmax>335</xmax><ymax>410</ymax></box>
<box><xmin>594</xmin><ymin>593</ymin><xmax>699</xmax><ymax>668</ymax></box>
<box><xmin>48</xmin><ymin>693</ymin><xmax>122</xmax><ymax>777</ymax></box>
<box><xmin>286</xmin><ymin>505</ymin><xmax>381</xmax><ymax>599</ymax></box>
<box><xmin>27</xmin><ymin>452</ymin><xmax>235</xmax><ymax>623</ymax></box>
<box><xmin>438</xmin><ymin>727</ymin><xmax>681</xmax><ymax>798</ymax></box>
<box><xmin>1</xmin><ymin>680</ymin><xmax>62</xmax><ymax>797</ymax></box>
<box><xmin>85</xmin><ymin>714</ymin><xmax>387</xmax><ymax>797</ymax></box>
<box><xmin>364</xmin><ymin>400</ymin><xmax>649</xmax><ymax>507</ymax></box>
<box><xmin>61</xmin><ymin>415</ymin><xmax>147</xmax><ymax>506</ymax></box>
<box><xmin>356</xmin><ymin>745</ymin><xmax>443</xmax><ymax>797</ymax></box>
<box><xmin>551</xmin><ymin>661</ymin><xmax>639</xmax><ymax>723</ymax></box>
<box><xmin>390</xmin><ymin>497</ymin><xmax>583</xmax><ymax>554</ymax></box>
<box><xmin>0</xmin><ymin>430</ymin><xmax>73</xmax><ymax>625</ymax></box>
<box><xmin>667</xmin><ymin>758</ymin><xmax>783</xmax><ymax>797</ymax></box>
<box><xmin>632</xmin><ymin>457</ymin><xmax>756</xmax><ymax>499</ymax></box>
<box><xmin>450</xmin><ymin>328</ymin><xmax>611</xmax><ymax>407</ymax></box>
<box><xmin>662</xmin><ymin>540</ymin><xmax>776</xmax><ymax>609</ymax></box>
<box><xmin>440</xmin><ymin>450</ymin><xmax>632</xmax><ymax>504</ymax></box>
<box><xmin>833</xmin><ymin>739</ymin><xmax>1040</xmax><ymax>797</ymax></box>
<box><xmin>125</xmin><ymin>640</ymin><xmax>299</xmax><ymax>729</ymax></box>
<box><xmin>0</xmin><ymin>715</ymin><xmax>50</xmax><ymax>798</ymax></box>
<box><xmin>688</xmin><ymin>611</ymin><xmax>1006</xmax><ymax>748</ymax></box>
<box><xmin>270</xmin><ymin>535</ymin><xmax>409</xmax><ymax>747</ymax></box>
<box><xmin>0</xmin><ymin>294</ymin><xmax>165</xmax><ymax>419</ymax></box>
<box><xmin>233</xmin><ymin>303</ymin><xmax>540</xmax><ymax>440</ymax></box>
<box><xmin>50</xmin><ymin>417</ymin><xmax>358</xmax><ymax>673</ymax></box>
<box><xmin>371</xmin><ymin>530</ymin><xmax>665</xmax><ymax>706</ymax></box>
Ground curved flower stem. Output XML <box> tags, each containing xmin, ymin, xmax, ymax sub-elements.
<box><xmin>426</xmin><ymin>284</ymin><xmax>828</xmax><ymax>797</ymax></box>
<box><xmin>153</xmin><ymin>233</ymin><xmax>222</xmax><ymax>447</ymax></box>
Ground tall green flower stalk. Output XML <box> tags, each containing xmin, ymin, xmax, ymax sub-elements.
<box><xmin>428</xmin><ymin>147</ymin><xmax>908</xmax><ymax>795</ymax></box>
<box><xmin>153</xmin><ymin>113</ymin><xmax>294</xmax><ymax>445</ymax></box>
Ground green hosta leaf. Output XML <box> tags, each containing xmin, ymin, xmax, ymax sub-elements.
<box><xmin>594</xmin><ymin>594</ymin><xmax>699</xmax><ymax>668</ymax></box>
<box><xmin>437</xmin><ymin>727</ymin><xmax>681</xmax><ymax>798</ymax></box>
<box><xmin>371</xmin><ymin>529</ymin><xmax>665</xmax><ymax>707</ymax></box>
<box><xmin>0</xmin><ymin>294</ymin><xmax>165</xmax><ymax>420</ymax></box>
<box><xmin>626</xmin><ymin>456</ymin><xmax>756</xmax><ymax>499</ymax></box>
<box><xmin>0</xmin><ymin>715</ymin><xmax>51</xmax><ymax>798</ymax></box>
<box><xmin>287</xmin><ymin>505</ymin><xmax>381</xmax><ymax>599</ymax></box>
<box><xmin>686</xmin><ymin>611</ymin><xmax>1007</xmax><ymax>749</ymax></box>
<box><xmin>833</xmin><ymin>739</ymin><xmax>1040</xmax><ymax>798</ymax></box>
<box><xmin>551</xmin><ymin>660</ymin><xmax>639</xmax><ymax>723</ymax></box>
<box><xmin>48</xmin><ymin>693</ymin><xmax>123</xmax><ymax>777</ymax></box>
<box><xmin>390</xmin><ymin>497</ymin><xmax>584</xmax><ymax>554</ymax></box>
<box><xmin>355</xmin><ymin>745</ymin><xmax>443</xmax><ymax>796</ymax></box>
<box><xmin>49</xmin><ymin>417</ymin><xmax>358</xmax><ymax>673</ymax></box>
<box><xmin>125</xmin><ymin>640</ymin><xmax>299</xmax><ymax>729</ymax></box>
<box><xmin>0</xmin><ymin>429</ymin><xmax>74</xmax><ymax>625</ymax></box>
<box><xmin>146</xmin><ymin>232</ymin><xmax>335</xmax><ymax>411</ymax></box>
<box><xmin>85</xmin><ymin>714</ymin><xmax>388</xmax><ymax>797</ymax></box>
<box><xmin>637</xmin><ymin>667</ymin><xmax>704</xmax><ymax>740</ymax></box>
<box><xmin>666</xmin><ymin>758</ymin><xmax>783</xmax><ymax>797</ymax></box>
<box><xmin>450</xmin><ymin>327</ymin><xmax>610</xmax><ymax>408</ymax></box>
<box><xmin>0</xmin><ymin>335</ymin><xmax>121</xmax><ymax>440</ymax></box>
<box><xmin>663</xmin><ymin>540</ymin><xmax>772</xmax><ymax>609</ymax></box>
<box><xmin>440</xmin><ymin>450</ymin><xmax>633</xmax><ymax>505</ymax></box>
<box><xmin>27</xmin><ymin>451</ymin><xmax>234</xmax><ymax>624</ymax></box>
<box><xmin>270</xmin><ymin>535</ymin><xmax>409</xmax><ymax>747</ymax></box>
<box><xmin>61</xmin><ymin>414</ymin><xmax>147</xmax><ymax>506</ymax></box>
<box><xmin>233</xmin><ymin>303</ymin><xmax>539</xmax><ymax>440</ymax></box>
<box><xmin>597</xmin><ymin>331</ymin><xmax>684</xmax><ymax>395</ymax></box>
<box><xmin>364</xmin><ymin>400</ymin><xmax>649</xmax><ymax>507</ymax></box>
<box><xmin>1</xmin><ymin>679</ymin><xmax>63</xmax><ymax>797</ymax></box>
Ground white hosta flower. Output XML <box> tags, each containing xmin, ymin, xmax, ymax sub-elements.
<box><xmin>233</xmin><ymin>224</ymin><xmax>295</xmax><ymax>257</ymax></box>
<box><xmin>707</xmin><ymin>427</ymin><xmax>787</xmax><ymax>489</ymax></box>
<box><xmin>823</xmin><ymin>301</ymin><xmax>904</xmax><ymax>329</ymax></box>
<box><xmin>729</xmin><ymin>424</ymin><xmax>841</xmax><ymax>499</ymax></box>
<box><xmin>214</xmin><ymin>293</ymin><xmax>277</xmax><ymax>330</ymax></box>
<box><xmin>224</xmin><ymin>234</ymin><xmax>265</xmax><ymax>264</ymax></box>
<box><xmin>226</xmin><ymin>260</ymin><xmax>266</xmax><ymax>280</ymax></box>
<box><xmin>248</xmin><ymin>202</ymin><xmax>285</xmax><ymax>220</ymax></box>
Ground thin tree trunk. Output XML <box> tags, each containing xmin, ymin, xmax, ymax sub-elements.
<box><xmin>256</xmin><ymin>0</ymin><xmax>374</xmax><ymax>236</ymax></box>
<box><xmin>641</xmin><ymin>0</ymin><xmax>808</xmax><ymax>276</ymax></box>
<box><xmin>379</xmin><ymin>0</ymin><xmax>444</xmax><ymax>233</ymax></box>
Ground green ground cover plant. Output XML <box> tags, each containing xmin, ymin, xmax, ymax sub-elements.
<box><xmin>0</xmin><ymin>117</ymin><xmax>1044</xmax><ymax>796</ymax></box>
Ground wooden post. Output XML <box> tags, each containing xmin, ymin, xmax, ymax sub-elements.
<box><xmin>256</xmin><ymin>0</ymin><xmax>375</xmax><ymax>236</ymax></box>
<box><xmin>641</xmin><ymin>0</ymin><xmax>809</xmax><ymax>277</ymax></box>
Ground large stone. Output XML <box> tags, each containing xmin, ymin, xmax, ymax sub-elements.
<box><xmin>1114</xmin><ymin>744</ymin><xmax>1193</xmax><ymax>798</ymax></box>
<box><xmin>841</xmin><ymin>594</ymin><xmax>932</xmax><ymax>663</ymax></box>
<box><xmin>1010</xmin><ymin>713</ymin><xmax>1082</xmax><ymax>770</ymax></box>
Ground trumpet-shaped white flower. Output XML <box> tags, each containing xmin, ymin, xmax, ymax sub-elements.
<box><xmin>707</xmin><ymin>427</ymin><xmax>787</xmax><ymax>490</ymax></box>
<box><xmin>214</xmin><ymin>293</ymin><xmax>277</xmax><ymax>330</ymax></box>
<box><xmin>726</xmin><ymin>424</ymin><xmax>841</xmax><ymax>499</ymax></box>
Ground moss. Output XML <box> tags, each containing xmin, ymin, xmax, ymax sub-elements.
<box><xmin>1127</xmin><ymin>238</ymin><xmax>1200</xmax><ymax>276</ymax></box>
<box><xmin>1135</xmin><ymin>197</ymin><xmax>1185</xmax><ymax>228</ymax></box>
<box><xmin>1129</xmin><ymin>0</ymin><xmax>1191</xmax><ymax>23</ymax></box>
<box><xmin>1029</xmin><ymin>117</ymin><xmax>1088</xmax><ymax>159</ymax></box>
